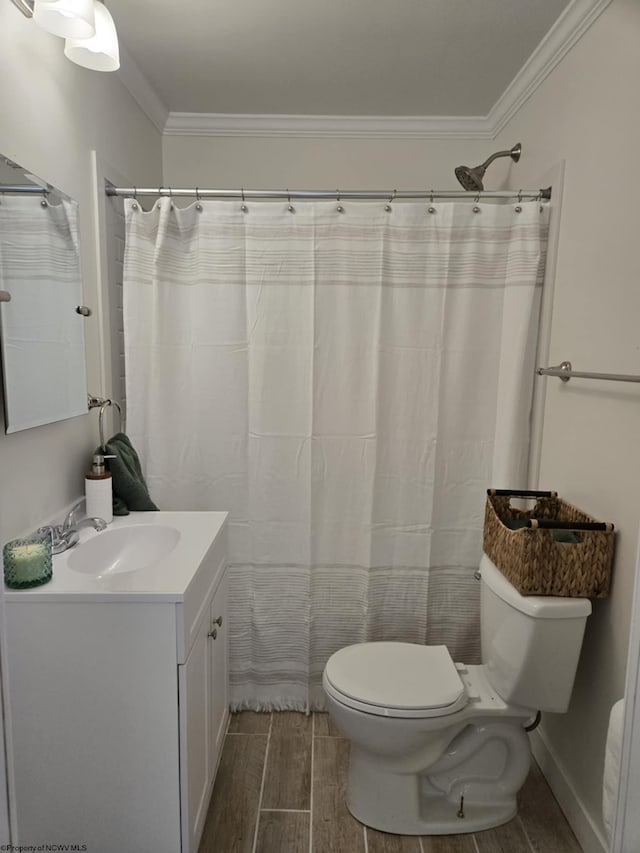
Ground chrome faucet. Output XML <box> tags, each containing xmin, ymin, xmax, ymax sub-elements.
<box><xmin>62</xmin><ymin>501</ymin><xmax>108</xmax><ymax>534</ymax></box>
<box><xmin>39</xmin><ymin>502</ymin><xmax>108</xmax><ymax>554</ymax></box>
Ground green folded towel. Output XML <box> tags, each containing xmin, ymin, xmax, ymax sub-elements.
<box><xmin>99</xmin><ymin>433</ymin><xmax>159</xmax><ymax>516</ymax></box>
<box><xmin>501</xmin><ymin>517</ymin><xmax>582</xmax><ymax>543</ymax></box>
<box><xmin>502</xmin><ymin>518</ymin><xmax>529</xmax><ymax>530</ymax></box>
<box><xmin>552</xmin><ymin>530</ymin><xmax>583</xmax><ymax>544</ymax></box>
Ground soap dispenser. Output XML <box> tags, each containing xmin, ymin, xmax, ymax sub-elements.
<box><xmin>85</xmin><ymin>453</ymin><xmax>113</xmax><ymax>524</ymax></box>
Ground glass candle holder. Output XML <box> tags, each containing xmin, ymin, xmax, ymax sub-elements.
<box><xmin>3</xmin><ymin>529</ymin><xmax>53</xmax><ymax>589</ymax></box>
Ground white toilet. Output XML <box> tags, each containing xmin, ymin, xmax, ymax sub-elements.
<box><xmin>322</xmin><ymin>553</ymin><xmax>592</xmax><ymax>835</ymax></box>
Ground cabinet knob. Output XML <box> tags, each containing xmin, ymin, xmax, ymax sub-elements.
<box><xmin>213</xmin><ymin>616</ymin><xmax>223</xmax><ymax>627</ymax></box>
<box><xmin>208</xmin><ymin>628</ymin><xmax>218</xmax><ymax>640</ymax></box>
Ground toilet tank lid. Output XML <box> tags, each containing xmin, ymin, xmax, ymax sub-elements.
<box><xmin>480</xmin><ymin>555</ymin><xmax>592</xmax><ymax>618</ymax></box>
<box><xmin>324</xmin><ymin>642</ymin><xmax>466</xmax><ymax>713</ymax></box>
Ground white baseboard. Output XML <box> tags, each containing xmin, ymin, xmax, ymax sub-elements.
<box><xmin>530</xmin><ymin>728</ymin><xmax>609</xmax><ymax>853</ymax></box>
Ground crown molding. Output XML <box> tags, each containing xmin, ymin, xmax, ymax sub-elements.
<box><xmin>115</xmin><ymin>0</ymin><xmax>611</xmax><ymax>140</ymax></box>
<box><xmin>116</xmin><ymin>42</ymin><xmax>169</xmax><ymax>135</ymax></box>
<box><xmin>163</xmin><ymin>112</ymin><xmax>493</xmax><ymax>139</ymax></box>
<box><xmin>488</xmin><ymin>0</ymin><xmax>613</xmax><ymax>136</ymax></box>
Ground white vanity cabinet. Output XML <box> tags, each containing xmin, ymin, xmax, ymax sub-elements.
<box><xmin>3</xmin><ymin>511</ymin><xmax>229</xmax><ymax>853</ymax></box>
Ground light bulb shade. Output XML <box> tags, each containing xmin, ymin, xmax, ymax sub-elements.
<box><xmin>33</xmin><ymin>0</ymin><xmax>96</xmax><ymax>39</ymax></box>
<box><xmin>64</xmin><ymin>4</ymin><xmax>120</xmax><ymax>72</ymax></box>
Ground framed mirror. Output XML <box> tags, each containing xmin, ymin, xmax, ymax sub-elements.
<box><xmin>0</xmin><ymin>155</ymin><xmax>88</xmax><ymax>432</ymax></box>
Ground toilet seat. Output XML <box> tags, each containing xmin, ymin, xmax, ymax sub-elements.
<box><xmin>323</xmin><ymin>642</ymin><xmax>468</xmax><ymax>719</ymax></box>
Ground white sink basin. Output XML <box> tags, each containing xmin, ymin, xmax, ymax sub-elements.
<box><xmin>67</xmin><ymin>524</ymin><xmax>181</xmax><ymax>577</ymax></box>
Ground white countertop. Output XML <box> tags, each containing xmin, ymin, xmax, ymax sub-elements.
<box><xmin>4</xmin><ymin>511</ymin><xmax>227</xmax><ymax>603</ymax></box>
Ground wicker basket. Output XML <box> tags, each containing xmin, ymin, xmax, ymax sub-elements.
<box><xmin>483</xmin><ymin>489</ymin><xmax>615</xmax><ymax>597</ymax></box>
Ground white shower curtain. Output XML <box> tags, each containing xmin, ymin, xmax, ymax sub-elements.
<box><xmin>123</xmin><ymin>198</ymin><xmax>548</xmax><ymax>710</ymax></box>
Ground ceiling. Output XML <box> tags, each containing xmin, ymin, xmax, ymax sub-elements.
<box><xmin>107</xmin><ymin>0</ymin><xmax>573</xmax><ymax>117</ymax></box>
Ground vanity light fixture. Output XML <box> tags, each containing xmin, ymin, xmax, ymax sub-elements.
<box><xmin>8</xmin><ymin>0</ymin><xmax>119</xmax><ymax>72</ymax></box>
<box><xmin>33</xmin><ymin>0</ymin><xmax>95</xmax><ymax>39</ymax></box>
<box><xmin>64</xmin><ymin>0</ymin><xmax>119</xmax><ymax>71</ymax></box>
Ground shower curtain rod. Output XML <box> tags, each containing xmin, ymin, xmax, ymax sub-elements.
<box><xmin>0</xmin><ymin>184</ymin><xmax>48</xmax><ymax>194</ymax></box>
<box><xmin>105</xmin><ymin>186</ymin><xmax>552</xmax><ymax>202</ymax></box>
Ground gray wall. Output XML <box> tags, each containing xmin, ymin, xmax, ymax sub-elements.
<box><xmin>496</xmin><ymin>0</ymin><xmax>640</xmax><ymax>847</ymax></box>
<box><xmin>0</xmin><ymin>6</ymin><xmax>163</xmax><ymax>544</ymax></box>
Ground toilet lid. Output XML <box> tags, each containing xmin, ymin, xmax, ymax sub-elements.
<box><xmin>324</xmin><ymin>642</ymin><xmax>467</xmax><ymax>719</ymax></box>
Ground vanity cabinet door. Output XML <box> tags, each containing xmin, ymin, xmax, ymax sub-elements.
<box><xmin>208</xmin><ymin>570</ymin><xmax>229</xmax><ymax>775</ymax></box>
<box><xmin>179</xmin><ymin>609</ymin><xmax>212</xmax><ymax>853</ymax></box>
<box><xmin>179</xmin><ymin>568</ymin><xmax>229</xmax><ymax>853</ymax></box>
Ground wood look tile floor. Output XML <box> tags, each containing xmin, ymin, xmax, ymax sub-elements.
<box><xmin>198</xmin><ymin>712</ymin><xmax>583</xmax><ymax>853</ymax></box>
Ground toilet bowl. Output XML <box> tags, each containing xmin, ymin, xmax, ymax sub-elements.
<box><xmin>322</xmin><ymin>554</ymin><xmax>592</xmax><ymax>835</ymax></box>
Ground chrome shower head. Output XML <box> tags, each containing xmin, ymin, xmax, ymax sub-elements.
<box><xmin>454</xmin><ymin>143</ymin><xmax>522</xmax><ymax>192</ymax></box>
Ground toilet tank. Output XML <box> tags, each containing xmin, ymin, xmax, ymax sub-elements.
<box><xmin>479</xmin><ymin>554</ymin><xmax>591</xmax><ymax>713</ymax></box>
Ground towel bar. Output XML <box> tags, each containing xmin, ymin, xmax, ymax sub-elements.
<box><xmin>537</xmin><ymin>361</ymin><xmax>640</xmax><ymax>384</ymax></box>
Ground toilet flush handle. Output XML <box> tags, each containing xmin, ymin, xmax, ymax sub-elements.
<box><xmin>474</xmin><ymin>570</ymin><xmax>481</xmax><ymax>581</ymax></box>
